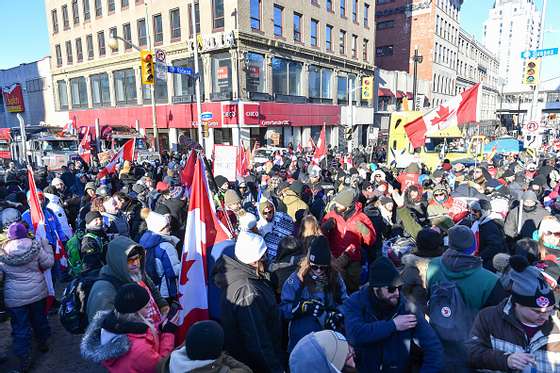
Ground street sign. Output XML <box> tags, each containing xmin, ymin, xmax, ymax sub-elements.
<box><xmin>155</xmin><ymin>61</ymin><xmax>167</xmax><ymax>81</ymax></box>
<box><xmin>155</xmin><ymin>48</ymin><xmax>166</xmax><ymax>62</ymax></box>
<box><xmin>524</xmin><ymin>121</ymin><xmax>539</xmax><ymax>133</ymax></box>
<box><xmin>524</xmin><ymin>133</ymin><xmax>542</xmax><ymax>149</ymax></box>
<box><xmin>167</xmin><ymin>66</ymin><xmax>193</xmax><ymax>75</ymax></box>
<box><xmin>521</xmin><ymin>48</ymin><xmax>558</xmax><ymax>59</ymax></box>
<box><xmin>201</xmin><ymin>112</ymin><xmax>213</xmax><ymax>120</ymax></box>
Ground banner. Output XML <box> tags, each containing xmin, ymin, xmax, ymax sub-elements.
<box><xmin>213</xmin><ymin>144</ymin><xmax>237</xmax><ymax>181</ymax></box>
<box><xmin>3</xmin><ymin>83</ymin><xmax>25</xmax><ymax>113</ymax></box>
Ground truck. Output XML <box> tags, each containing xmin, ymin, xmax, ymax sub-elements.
<box><xmin>102</xmin><ymin>126</ymin><xmax>160</xmax><ymax>163</ymax></box>
<box><xmin>0</xmin><ymin>128</ymin><xmax>11</xmax><ymax>164</ymax></box>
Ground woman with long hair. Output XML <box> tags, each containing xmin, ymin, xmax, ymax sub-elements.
<box><xmin>298</xmin><ymin>214</ymin><xmax>323</xmax><ymax>253</ymax></box>
<box><xmin>280</xmin><ymin>236</ymin><xmax>348</xmax><ymax>352</ymax></box>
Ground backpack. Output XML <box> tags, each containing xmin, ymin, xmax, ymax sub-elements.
<box><xmin>66</xmin><ymin>231</ymin><xmax>102</xmax><ymax>277</ymax></box>
<box><xmin>59</xmin><ymin>270</ymin><xmax>120</xmax><ymax>334</ymax></box>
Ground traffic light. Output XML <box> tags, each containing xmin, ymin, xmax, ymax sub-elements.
<box><xmin>345</xmin><ymin>126</ymin><xmax>353</xmax><ymax>141</ymax></box>
<box><xmin>141</xmin><ymin>50</ymin><xmax>155</xmax><ymax>85</ymax></box>
<box><xmin>361</xmin><ymin>76</ymin><xmax>373</xmax><ymax>100</ymax></box>
<box><xmin>202</xmin><ymin>121</ymin><xmax>209</xmax><ymax>138</ymax></box>
<box><xmin>523</xmin><ymin>58</ymin><xmax>540</xmax><ymax>86</ymax></box>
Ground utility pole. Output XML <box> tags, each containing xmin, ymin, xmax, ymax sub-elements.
<box><xmin>347</xmin><ymin>77</ymin><xmax>354</xmax><ymax>153</ymax></box>
<box><xmin>191</xmin><ymin>0</ymin><xmax>205</xmax><ymax>152</ymax></box>
<box><xmin>412</xmin><ymin>46</ymin><xmax>423</xmax><ymax>111</ymax></box>
<box><xmin>528</xmin><ymin>0</ymin><xmax>548</xmax><ymax>122</ymax></box>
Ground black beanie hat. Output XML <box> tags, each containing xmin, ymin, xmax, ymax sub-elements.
<box><xmin>415</xmin><ymin>228</ymin><xmax>444</xmax><ymax>258</ymax></box>
<box><xmin>368</xmin><ymin>257</ymin><xmax>403</xmax><ymax>288</ymax></box>
<box><xmin>308</xmin><ymin>236</ymin><xmax>331</xmax><ymax>266</ymax></box>
<box><xmin>114</xmin><ymin>283</ymin><xmax>150</xmax><ymax>314</ymax></box>
<box><xmin>85</xmin><ymin>211</ymin><xmax>102</xmax><ymax>225</ymax></box>
<box><xmin>185</xmin><ymin>320</ymin><xmax>224</xmax><ymax>360</ymax></box>
<box><xmin>214</xmin><ymin>175</ymin><xmax>228</xmax><ymax>188</ymax></box>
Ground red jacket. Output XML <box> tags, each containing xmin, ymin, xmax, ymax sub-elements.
<box><xmin>322</xmin><ymin>203</ymin><xmax>376</xmax><ymax>262</ymax></box>
<box><xmin>103</xmin><ymin>330</ymin><xmax>175</xmax><ymax>373</ymax></box>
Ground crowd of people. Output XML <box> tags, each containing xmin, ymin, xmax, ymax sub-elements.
<box><xmin>1</xmin><ymin>146</ymin><xmax>560</xmax><ymax>373</ymax></box>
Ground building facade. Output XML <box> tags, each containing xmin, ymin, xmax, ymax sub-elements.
<box><xmin>45</xmin><ymin>0</ymin><xmax>376</xmax><ymax>152</ymax></box>
<box><xmin>374</xmin><ymin>0</ymin><xmax>461</xmax><ymax>108</ymax></box>
<box><xmin>483</xmin><ymin>0</ymin><xmax>542</xmax><ymax>93</ymax></box>
<box><xmin>456</xmin><ymin>28</ymin><xmax>499</xmax><ymax>123</ymax></box>
<box><xmin>0</xmin><ymin>56</ymin><xmax>69</xmax><ymax>129</ymax></box>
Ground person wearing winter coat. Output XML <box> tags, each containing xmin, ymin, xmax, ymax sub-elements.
<box><xmin>342</xmin><ymin>257</ymin><xmax>443</xmax><ymax>372</ymax></box>
<box><xmin>100</xmin><ymin>196</ymin><xmax>130</xmax><ymax>239</ymax></box>
<box><xmin>113</xmin><ymin>192</ymin><xmax>144</xmax><ymax>242</ymax></box>
<box><xmin>257</xmin><ymin>199</ymin><xmax>295</xmax><ymax>260</ymax></box>
<box><xmin>280</xmin><ymin>236</ymin><xmax>348</xmax><ymax>352</ymax></box>
<box><xmin>470</xmin><ymin>199</ymin><xmax>508</xmax><ymax>271</ymax></box>
<box><xmin>278</xmin><ymin>182</ymin><xmax>309</xmax><ymax>222</ymax></box>
<box><xmin>160</xmin><ymin>186</ymin><xmax>188</xmax><ymax>239</ymax></box>
<box><xmin>269</xmin><ymin>236</ymin><xmax>304</xmax><ymax>294</ymax></box>
<box><xmin>289</xmin><ymin>330</ymin><xmax>353</xmax><ymax>373</ymax></box>
<box><xmin>427</xmin><ymin>185</ymin><xmax>455</xmax><ymax>219</ymax></box>
<box><xmin>0</xmin><ymin>223</ymin><xmax>54</xmax><ymax>372</ymax></box>
<box><xmin>139</xmin><ymin>211</ymin><xmax>180</xmax><ymax>302</ymax></box>
<box><xmin>211</xmin><ymin>231</ymin><xmax>284</xmax><ymax>373</ymax></box>
<box><xmin>22</xmin><ymin>189</ymin><xmax>68</xmax><ymax>249</ymax></box>
<box><xmin>86</xmin><ymin>236</ymin><xmax>169</xmax><ymax>323</ymax></box>
<box><xmin>467</xmin><ymin>257</ymin><xmax>560</xmax><ymax>372</ymax></box>
<box><xmin>81</xmin><ymin>283</ymin><xmax>177</xmax><ymax>373</ymax></box>
<box><xmin>80</xmin><ymin>211</ymin><xmax>110</xmax><ymax>273</ymax></box>
<box><xmin>322</xmin><ymin>188</ymin><xmax>376</xmax><ymax>293</ymax></box>
<box><xmin>504</xmin><ymin>191</ymin><xmax>549</xmax><ymax>241</ymax></box>
<box><xmin>77</xmin><ymin>182</ymin><xmax>97</xmax><ymax>231</ymax></box>
<box><xmin>43</xmin><ymin>191</ymin><xmax>73</xmax><ymax>240</ymax></box>
<box><xmin>157</xmin><ymin>320</ymin><xmax>252</xmax><ymax>373</ymax></box>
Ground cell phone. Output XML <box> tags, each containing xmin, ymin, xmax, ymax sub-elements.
<box><xmin>166</xmin><ymin>301</ymin><xmax>181</xmax><ymax>320</ymax></box>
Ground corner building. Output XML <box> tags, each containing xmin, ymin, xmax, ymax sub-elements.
<box><xmin>46</xmin><ymin>0</ymin><xmax>376</xmax><ymax>152</ymax></box>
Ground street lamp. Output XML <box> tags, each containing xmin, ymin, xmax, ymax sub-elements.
<box><xmin>412</xmin><ymin>47</ymin><xmax>424</xmax><ymax>111</ymax></box>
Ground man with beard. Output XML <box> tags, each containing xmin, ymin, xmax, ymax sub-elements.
<box><xmin>322</xmin><ymin>188</ymin><xmax>376</xmax><ymax>293</ymax></box>
<box><xmin>504</xmin><ymin>191</ymin><xmax>548</xmax><ymax>242</ymax></box>
<box><xmin>470</xmin><ymin>199</ymin><xmax>508</xmax><ymax>272</ymax></box>
<box><xmin>342</xmin><ymin>256</ymin><xmax>443</xmax><ymax>372</ymax></box>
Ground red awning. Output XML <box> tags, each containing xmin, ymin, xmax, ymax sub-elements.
<box><xmin>378</xmin><ymin>88</ymin><xmax>394</xmax><ymax>97</ymax></box>
<box><xmin>396</xmin><ymin>91</ymin><xmax>405</xmax><ymax>99</ymax></box>
<box><xmin>406</xmin><ymin>92</ymin><xmax>414</xmax><ymax>100</ymax></box>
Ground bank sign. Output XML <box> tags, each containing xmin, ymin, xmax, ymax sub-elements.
<box><xmin>2</xmin><ymin>84</ymin><xmax>25</xmax><ymax>113</ymax></box>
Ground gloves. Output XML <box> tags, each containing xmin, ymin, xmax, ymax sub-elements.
<box><xmin>293</xmin><ymin>299</ymin><xmax>325</xmax><ymax>317</ymax></box>
<box><xmin>325</xmin><ymin>311</ymin><xmax>344</xmax><ymax>332</ymax></box>
<box><xmin>160</xmin><ymin>320</ymin><xmax>178</xmax><ymax>334</ymax></box>
<box><xmin>322</xmin><ymin>218</ymin><xmax>336</xmax><ymax>233</ymax></box>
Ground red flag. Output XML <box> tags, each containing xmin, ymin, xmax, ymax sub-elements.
<box><xmin>236</xmin><ymin>145</ymin><xmax>249</xmax><ymax>178</ymax></box>
<box><xmin>62</xmin><ymin>119</ymin><xmax>77</xmax><ymax>135</ymax></box>
<box><xmin>405</xmin><ymin>83</ymin><xmax>480</xmax><ymax>148</ymax></box>
<box><xmin>180</xmin><ymin>150</ymin><xmax>197</xmax><ymax>190</ymax></box>
<box><xmin>307</xmin><ymin>136</ymin><xmax>316</xmax><ymax>151</ymax></box>
<box><xmin>78</xmin><ymin>126</ymin><xmax>92</xmax><ymax>164</ymax></box>
<box><xmin>176</xmin><ymin>155</ymin><xmax>231</xmax><ymax>342</ymax></box>
<box><xmin>97</xmin><ymin>139</ymin><xmax>135</xmax><ymax>179</ymax></box>
<box><xmin>297</xmin><ymin>143</ymin><xmax>303</xmax><ymax>153</ymax></box>
<box><xmin>311</xmin><ymin>125</ymin><xmax>327</xmax><ymax>166</ymax></box>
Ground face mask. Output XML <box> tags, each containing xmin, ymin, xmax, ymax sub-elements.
<box><xmin>310</xmin><ymin>268</ymin><xmax>329</xmax><ymax>286</ymax></box>
<box><xmin>523</xmin><ymin>204</ymin><xmax>537</xmax><ymax>212</ymax></box>
<box><xmin>435</xmin><ymin>195</ymin><xmax>446</xmax><ymax>202</ymax></box>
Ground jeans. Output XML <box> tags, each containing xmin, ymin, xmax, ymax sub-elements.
<box><xmin>6</xmin><ymin>298</ymin><xmax>51</xmax><ymax>358</ymax></box>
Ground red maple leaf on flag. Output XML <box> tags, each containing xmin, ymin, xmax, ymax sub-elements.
<box><xmin>431</xmin><ymin>105</ymin><xmax>451</xmax><ymax>126</ymax></box>
<box><xmin>179</xmin><ymin>258</ymin><xmax>196</xmax><ymax>285</ymax></box>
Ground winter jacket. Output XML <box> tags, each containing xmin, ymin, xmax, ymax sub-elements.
<box><xmin>101</xmin><ymin>211</ymin><xmax>130</xmax><ymax>238</ymax></box>
<box><xmin>289</xmin><ymin>331</ymin><xmax>341</xmax><ymax>373</ymax></box>
<box><xmin>342</xmin><ymin>287</ymin><xmax>443</xmax><ymax>372</ymax></box>
<box><xmin>212</xmin><ymin>255</ymin><xmax>284</xmax><ymax>373</ymax></box>
<box><xmin>427</xmin><ymin>249</ymin><xmax>507</xmax><ymax>311</ymax></box>
<box><xmin>269</xmin><ymin>248</ymin><xmax>304</xmax><ymax>294</ymax></box>
<box><xmin>44</xmin><ymin>193</ymin><xmax>73</xmax><ymax>239</ymax></box>
<box><xmin>0</xmin><ymin>237</ymin><xmax>54</xmax><ymax>308</ymax></box>
<box><xmin>281</xmin><ymin>189</ymin><xmax>309</xmax><ymax>222</ymax></box>
<box><xmin>80</xmin><ymin>229</ymin><xmax>109</xmax><ymax>273</ymax></box>
<box><xmin>81</xmin><ymin>310</ymin><xmax>175</xmax><ymax>373</ymax></box>
<box><xmin>322</xmin><ymin>203</ymin><xmax>377</xmax><ymax>263</ymax></box>
<box><xmin>401</xmin><ymin>253</ymin><xmax>440</xmax><ymax>313</ymax></box>
<box><xmin>280</xmin><ymin>271</ymin><xmax>348</xmax><ymax>351</ymax></box>
<box><xmin>257</xmin><ymin>202</ymin><xmax>295</xmax><ymax>260</ymax></box>
<box><xmin>22</xmin><ymin>206</ymin><xmax>68</xmax><ymax>246</ymax></box>
<box><xmin>477</xmin><ymin>215</ymin><xmax>508</xmax><ymax>271</ymax></box>
<box><xmin>467</xmin><ymin>297</ymin><xmax>560</xmax><ymax>372</ymax></box>
<box><xmin>120</xmin><ymin>199</ymin><xmax>143</xmax><ymax>242</ymax></box>
<box><xmin>86</xmin><ymin>236</ymin><xmax>167</xmax><ymax>322</ymax></box>
<box><xmin>139</xmin><ymin>230</ymin><xmax>180</xmax><ymax>298</ymax></box>
<box><xmin>504</xmin><ymin>204</ymin><xmax>548</xmax><ymax>240</ymax></box>
<box><xmin>157</xmin><ymin>350</ymin><xmax>253</xmax><ymax>373</ymax></box>
<box><xmin>162</xmin><ymin>197</ymin><xmax>188</xmax><ymax>238</ymax></box>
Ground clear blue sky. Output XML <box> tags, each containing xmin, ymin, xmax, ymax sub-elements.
<box><xmin>0</xmin><ymin>0</ymin><xmax>558</xmax><ymax>82</ymax></box>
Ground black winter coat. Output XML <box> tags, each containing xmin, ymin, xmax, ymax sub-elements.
<box><xmin>479</xmin><ymin>217</ymin><xmax>508</xmax><ymax>272</ymax></box>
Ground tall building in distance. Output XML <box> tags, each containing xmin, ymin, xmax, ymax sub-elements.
<box><xmin>483</xmin><ymin>0</ymin><xmax>542</xmax><ymax>93</ymax></box>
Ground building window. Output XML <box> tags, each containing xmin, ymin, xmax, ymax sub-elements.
<box><xmin>121</xmin><ymin>0</ymin><xmax>129</xmax><ymax>8</ymax></box>
<box><xmin>352</xmin><ymin>0</ymin><xmax>358</xmax><ymax>22</ymax></box>
<box><xmin>62</xmin><ymin>5</ymin><xmax>70</xmax><ymax>29</ymax></box>
<box><xmin>108</xmin><ymin>0</ymin><xmax>115</xmax><ymax>13</ymax></box>
<box><xmin>211</xmin><ymin>53</ymin><xmax>232</xmax><ymax>99</ymax></box>
<box><xmin>152</xmin><ymin>14</ymin><xmax>163</xmax><ymax>44</ymax></box>
<box><xmin>327</xmin><ymin>0</ymin><xmax>333</xmax><ymax>11</ymax></box>
<box><xmin>339</xmin><ymin>30</ymin><xmax>346</xmax><ymax>54</ymax></box>
<box><xmin>188</xmin><ymin>2</ymin><xmax>200</xmax><ymax>36</ymax></box>
<box><xmin>272</xmin><ymin>57</ymin><xmax>302</xmax><ymax>96</ymax></box>
<box><xmin>376</xmin><ymin>45</ymin><xmax>393</xmax><ymax>57</ymax></box>
<box><xmin>51</xmin><ymin>9</ymin><xmax>59</xmax><ymax>33</ymax></box>
<box><xmin>364</xmin><ymin>3</ymin><xmax>369</xmax><ymax>27</ymax></box>
<box><xmin>109</xmin><ymin>27</ymin><xmax>118</xmax><ymax>51</ymax></box>
<box><xmin>72</xmin><ymin>0</ymin><xmax>80</xmax><ymax>24</ymax></box>
<box><xmin>137</xmin><ymin>18</ymin><xmax>147</xmax><ymax>46</ymax></box>
<box><xmin>70</xmin><ymin>77</ymin><xmax>88</xmax><ymax>108</ymax></box>
<box><xmin>308</xmin><ymin>65</ymin><xmax>332</xmax><ymax>100</ymax></box>
<box><xmin>170</xmin><ymin>8</ymin><xmax>181</xmax><ymax>39</ymax></box>
<box><xmin>95</xmin><ymin>0</ymin><xmax>102</xmax><ymax>17</ymax></box>
<box><xmin>172</xmin><ymin>57</ymin><xmax>205</xmax><ymax>100</ymax></box>
<box><xmin>363</xmin><ymin>38</ymin><xmax>368</xmax><ymax>61</ymax></box>
<box><xmin>86</xmin><ymin>34</ymin><xmax>94</xmax><ymax>59</ymax></box>
<box><xmin>143</xmin><ymin>78</ymin><xmax>168</xmax><ymax>104</ymax></box>
<box><xmin>310</xmin><ymin>19</ymin><xmax>318</xmax><ymax>46</ymax></box>
<box><xmin>246</xmin><ymin>52</ymin><xmax>265</xmax><ymax>93</ymax></box>
<box><xmin>326</xmin><ymin>25</ymin><xmax>333</xmax><ymax>50</ymax></box>
<box><xmin>351</xmin><ymin>34</ymin><xmax>358</xmax><ymax>58</ymax></box>
<box><xmin>337</xmin><ymin>75</ymin><xmax>348</xmax><ymax>103</ymax></box>
<box><xmin>26</xmin><ymin>78</ymin><xmax>45</xmax><ymax>93</ymax></box>
<box><xmin>83</xmin><ymin>0</ymin><xmax>90</xmax><ymax>21</ymax></box>
<box><xmin>97</xmin><ymin>31</ymin><xmax>106</xmax><ymax>56</ymax></box>
<box><xmin>274</xmin><ymin>5</ymin><xmax>283</xmax><ymax>36</ymax></box>
<box><xmin>376</xmin><ymin>20</ymin><xmax>394</xmax><ymax>30</ymax></box>
<box><xmin>212</xmin><ymin>0</ymin><xmax>224</xmax><ymax>30</ymax></box>
<box><xmin>123</xmin><ymin>23</ymin><xmax>131</xmax><ymax>49</ymax></box>
<box><xmin>55</xmin><ymin>44</ymin><xmax>63</xmax><ymax>66</ymax></box>
<box><xmin>293</xmin><ymin>13</ymin><xmax>302</xmax><ymax>42</ymax></box>
<box><xmin>57</xmin><ymin>80</ymin><xmax>69</xmax><ymax>110</ymax></box>
<box><xmin>76</xmin><ymin>38</ymin><xmax>83</xmax><ymax>62</ymax></box>
<box><xmin>250</xmin><ymin>0</ymin><xmax>261</xmax><ymax>30</ymax></box>
<box><xmin>114</xmin><ymin>68</ymin><xmax>137</xmax><ymax>105</ymax></box>
<box><xmin>340</xmin><ymin>0</ymin><xmax>345</xmax><ymax>17</ymax></box>
<box><xmin>65</xmin><ymin>41</ymin><xmax>73</xmax><ymax>64</ymax></box>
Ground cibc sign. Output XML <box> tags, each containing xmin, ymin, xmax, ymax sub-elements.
<box><xmin>243</xmin><ymin>103</ymin><xmax>260</xmax><ymax>125</ymax></box>
<box><xmin>222</xmin><ymin>103</ymin><xmax>238</xmax><ymax>125</ymax></box>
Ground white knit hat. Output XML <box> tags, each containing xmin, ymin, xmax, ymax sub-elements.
<box><xmin>146</xmin><ymin>211</ymin><xmax>168</xmax><ymax>233</ymax></box>
<box><xmin>234</xmin><ymin>231</ymin><xmax>267</xmax><ymax>264</ymax></box>
<box><xmin>238</xmin><ymin>213</ymin><xmax>257</xmax><ymax>232</ymax></box>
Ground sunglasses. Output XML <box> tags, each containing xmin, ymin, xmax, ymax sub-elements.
<box><xmin>310</xmin><ymin>264</ymin><xmax>329</xmax><ymax>271</ymax></box>
<box><xmin>374</xmin><ymin>175</ymin><xmax>382</xmax><ymax>178</ymax></box>
<box><xmin>387</xmin><ymin>285</ymin><xmax>401</xmax><ymax>293</ymax></box>
<box><xmin>434</xmin><ymin>193</ymin><xmax>445</xmax><ymax>197</ymax></box>
<box><xmin>548</xmin><ymin>231</ymin><xmax>560</xmax><ymax>237</ymax></box>
<box><xmin>263</xmin><ymin>210</ymin><xmax>274</xmax><ymax>215</ymax></box>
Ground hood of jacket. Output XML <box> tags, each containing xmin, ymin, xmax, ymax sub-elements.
<box><xmin>80</xmin><ymin>310</ymin><xmax>131</xmax><ymax>364</ymax></box>
<box><xmin>103</xmin><ymin>235</ymin><xmax>144</xmax><ymax>283</ymax></box>
<box><xmin>0</xmin><ymin>238</ymin><xmax>39</xmax><ymax>266</ymax></box>
<box><xmin>139</xmin><ymin>231</ymin><xmax>179</xmax><ymax>250</ymax></box>
<box><xmin>289</xmin><ymin>332</ymin><xmax>341</xmax><ymax>373</ymax></box>
<box><xmin>212</xmin><ymin>254</ymin><xmax>265</xmax><ymax>290</ymax></box>
<box><xmin>440</xmin><ymin>249</ymin><xmax>482</xmax><ymax>277</ymax></box>
<box><xmin>168</xmin><ymin>348</ymin><xmax>216</xmax><ymax>372</ymax></box>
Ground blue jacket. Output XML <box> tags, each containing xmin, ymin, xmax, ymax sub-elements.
<box><xmin>139</xmin><ymin>230</ymin><xmax>178</xmax><ymax>298</ymax></box>
<box><xmin>342</xmin><ymin>287</ymin><xmax>443</xmax><ymax>373</ymax></box>
<box><xmin>280</xmin><ymin>271</ymin><xmax>348</xmax><ymax>351</ymax></box>
<box><xmin>22</xmin><ymin>207</ymin><xmax>68</xmax><ymax>246</ymax></box>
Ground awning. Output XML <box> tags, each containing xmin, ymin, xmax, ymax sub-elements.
<box><xmin>396</xmin><ymin>91</ymin><xmax>405</xmax><ymax>99</ymax></box>
<box><xmin>378</xmin><ymin>88</ymin><xmax>395</xmax><ymax>97</ymax></box>
<box><xmin>406</xmin><ymin>92</ymin><xmax>413</xmax><ymax>100</ymax></box>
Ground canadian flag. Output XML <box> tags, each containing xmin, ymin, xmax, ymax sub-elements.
<box><xmin>307</xmin><ymin>136</ymin><xmax>316</xmax><ymax>151</ymax></box>
<box><xmin>180</xmin><ymin>150</ymin><xmax>197</xmax><ymax>192</ymax></box>
<box><xmin>97</xmin><ymin>139</ymin><xmax>135</xmax><ymax>179</ymax></box>
<box><xmin>27</xmin><ymin>167</ymin><xmax>56</xmax><ymax>311</ymax></box>
<box><xmin>78</xmin><ymin>126</ymin><xmax>92</xmax><ymax>164</ymax></box>
<box><xmin>62</xmin><ymin>119</ymin><xmax>77</xmax><ymax>135</ymax></box>
<box><xmin>311</xmin><ymin>125</ymin><xmax>327</xmax><ymax>166</ymax></box>
<box><xmin>405</xmin><ymin>83</ymin><xmax>481</xmax><ymax>148</ymax></box>
<box><xmin>236</xmin><ymin>145</ymin><xmax>249</xmax><ymax>178</ymax></box>
<box><xmin>176</xmin><ymin>154</ymin><xmax>231</xmax><ymax>342</ymax></box>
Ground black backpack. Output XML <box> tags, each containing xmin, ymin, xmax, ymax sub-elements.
<box><xmin>58</xmin><ymin>270</ymin><xmax>120</xmax><ymax>334</ymax></box>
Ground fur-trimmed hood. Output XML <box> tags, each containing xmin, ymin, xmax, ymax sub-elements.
<box><xmin>0</xmin><ymin>238</ymin><xmax>39</xmax><ymax>266</ymax></box>
<box><xmin>81</xmin><ymin>311</ymin><xmax>131</xmax><ymax>364</ymax></box>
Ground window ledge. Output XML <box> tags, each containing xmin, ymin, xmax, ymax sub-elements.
<box><xmin>274</xmin><ymin>35</ymin><xmax>286</xmax><ymax>41</ymax></box>
<box><xmin>170</xmin><ymin>37</ymin><xmax>181</xmax><ymax>43</ymax></box>
<box><xmin>252</xmin><ymin>29</ymin><xmax>265</xmax><ymax>35</ymax></box>
<box><xmin>294</xmin><ymin>40</ymin><xmax>305</xmax><ymax>46</ymax></box>
<box><xmin>154</xmin><ymin>41</ymin><xmax>163</xmax><ymax>46</ymax></box>
<box><xmin>212</xmin><ymin>27</ymin><xmax>225</xmax><ymax>33</ymax></box>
